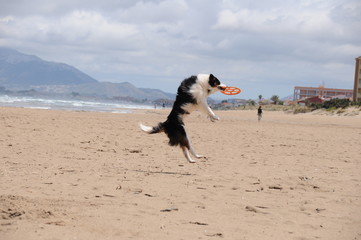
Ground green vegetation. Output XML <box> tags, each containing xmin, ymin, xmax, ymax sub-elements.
<box><xmin>292</xmin><ymin>106</ymin><xmax>311</xmax><ymax>114</ymax></box>
<box><xmin>212</xmin><ymin>97</ymin><xmax>361</xmax><ymax>115</ymax></box>
<box><xmin>311</xmin><ymin>98</ymin><xmax>361</xmax><ymax>110</ymax></box>
<box><xmin>270</xmin><ymin>95</ymin><xmax>279</xmax><ymax>104</ymax></box>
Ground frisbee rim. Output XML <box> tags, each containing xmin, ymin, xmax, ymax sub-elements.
<box><xmin>220</xmin><ymin>86</ymin><xmax>241</xmax><ymax>95</ymax></box>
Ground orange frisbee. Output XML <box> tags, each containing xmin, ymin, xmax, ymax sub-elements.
<box><xmin>220</xmin><ymin>86</ymin><xmax>241</xmax><ymax>95</ymax></box>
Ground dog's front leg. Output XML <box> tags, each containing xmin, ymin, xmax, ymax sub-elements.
<box><xmin>199</xmin><ymin>101</ymin><xmax>219</xmax><ymax>121</ymax></box>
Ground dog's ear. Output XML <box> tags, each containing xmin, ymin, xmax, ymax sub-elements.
<box><xmin>209</xmin><ymin>74</ymin><xmax>219</xmax><ymax>87</ymax></box>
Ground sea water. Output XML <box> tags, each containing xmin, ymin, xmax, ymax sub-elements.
<box><xmin>0</xmin><ymin>95</ymin><xmax>153</xmax><ymax>113</ymax></box>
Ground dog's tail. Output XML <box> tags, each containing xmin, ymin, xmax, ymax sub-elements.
<box><xmin>139</xmin><ymin>122</ymin><xmax>164</xmax><ymax>134</ymax></box>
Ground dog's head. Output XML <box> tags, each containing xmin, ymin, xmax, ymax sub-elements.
<box><xmin>208</xmin><ymin>74</ymin><xmax>227</xmax><ymax>93</ymax></box>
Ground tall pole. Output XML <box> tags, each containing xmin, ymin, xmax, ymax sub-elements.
<box><xmin>354</xmin><ymin>57</ymin><xmax>361</xmax><ymax>102</ymax></box>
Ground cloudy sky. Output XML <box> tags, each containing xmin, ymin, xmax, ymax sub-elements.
<box><xmin>1</xmin><ymin>0</ymin><xmax>360</xmax><ymax>99</ymax></box>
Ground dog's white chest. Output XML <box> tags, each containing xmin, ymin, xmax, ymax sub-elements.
<box><xmin>181</xmin><ymin>103</ymin><xmax>198</xmax><ymax>113</ymax></box>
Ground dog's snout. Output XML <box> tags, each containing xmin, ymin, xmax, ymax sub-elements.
<box><xmin>218</xmin><ymin>84</ymin><xmax>227</xmax><ymax>91</ymax></box>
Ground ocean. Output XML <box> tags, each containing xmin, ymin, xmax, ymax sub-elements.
<box><xmin>0</xmin><ymin>95</ymin><xmax>154</xmax><ymax>113</ymax></box>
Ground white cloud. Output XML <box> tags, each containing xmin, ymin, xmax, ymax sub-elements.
<box><xmin>1</xmin><ymin>11</ymin><xmax>139</xmax><ymax>46</ymax></box>
<box><xmin>212</xmin><ymin>5</ymin><xmax>344</xmax><ymax>39</ymax></box>
<box><xmin>117</xmin><ymin>0</ymin><xmax>189</xmax><ymax>23</ymax></box>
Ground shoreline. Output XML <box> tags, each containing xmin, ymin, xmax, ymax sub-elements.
<box><xmin>2</xmin><ymin>93</ymin><xmax>360</xmax><ymax>117</ymax></box>
<box><xmin>1</xmin><ymin>103</ymin><xmax>360</xmax><ymax>118</ymax></box>
<box><xmin>0</xmin><ymin>95</ymin><xmax>154</xmax><ymax>113</ymax></box>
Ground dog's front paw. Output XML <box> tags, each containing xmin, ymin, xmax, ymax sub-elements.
<box><xmin>210</xmin><ymin>115</ymin><xmax>220</xmax><ymax>122</ymax></box>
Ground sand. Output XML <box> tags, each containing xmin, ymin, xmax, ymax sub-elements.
<box><xmin>0</xmin><ymin>107</ymin><xmax>360</xmax><ymax>240</ymax></box>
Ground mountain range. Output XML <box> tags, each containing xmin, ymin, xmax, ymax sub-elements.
<box><xmin>0</xmin><ymin>47</ymin><xmax>175</xmax><ymax>101</ymax></box>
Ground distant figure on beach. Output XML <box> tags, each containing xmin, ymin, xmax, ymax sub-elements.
<box><xmin>257</xmin><ymin>106</ymin><xmax>263</xmax><ymax>121</ymax></box>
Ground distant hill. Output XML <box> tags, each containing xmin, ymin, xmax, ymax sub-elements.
<box><xmin>32</xmin><ymin>82</ymin><xmax>175</xmax><ymax>100</ymax></box>
<box><xmin>0</xmin><ymin>47</ymin><xmax>97</xmax><ymax>86</ymax></box>
<box><xmin>0</xmin><ymin>47</ymin><xmax>175</xmax><ymax>101</ymax></box>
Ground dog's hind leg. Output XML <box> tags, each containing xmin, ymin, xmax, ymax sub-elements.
<box><xmin>181</xmin><ymin>146</ymin><xmax>196</xmax><ymax>163</ymax></box>
<box><xmin>178</xmin><ymin>126</ymin><xmax>201</xmax><ymax>163</ymax></box>
<box><xmin>183</xmin><ymin>131</ymin><xmax>203</xmax><ymax>159</ymax></box>
<box><xmin>189</xmin><ymin>145</ymin><xmax>203</xmax><ymax>159</ymax></box>
<box><xmin>187</xmin><ymin>136</ymin><xmax>203</xmax><ymax>158</ymax></box>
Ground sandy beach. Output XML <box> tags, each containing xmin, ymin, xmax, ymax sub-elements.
<box><xmin>1</xmin><ymin>106</ymin><xmax>360</xmax><ymax>240</ymax></box>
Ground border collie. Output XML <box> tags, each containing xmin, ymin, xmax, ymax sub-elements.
<box><xmin>140</xmin><ymin>74</ymin><xmax>226</xmax><ymax>163</ymax></box>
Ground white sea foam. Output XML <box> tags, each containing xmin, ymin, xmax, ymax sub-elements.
<box><xmin>0</xmin><ymin>95</ymin><xmax>153</xmax><ymax>113</ymax></box>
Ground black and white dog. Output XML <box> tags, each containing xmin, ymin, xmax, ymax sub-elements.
<box><xmin>140</xmin><ymin>74</ymin><xmax>227</xmax><ymax>163</ymax></box>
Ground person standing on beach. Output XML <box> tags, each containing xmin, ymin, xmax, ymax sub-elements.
<box><xmin>257</xmin><ymin>106</ymin><xmax>263</xmax><ymax>121</ymax></box>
